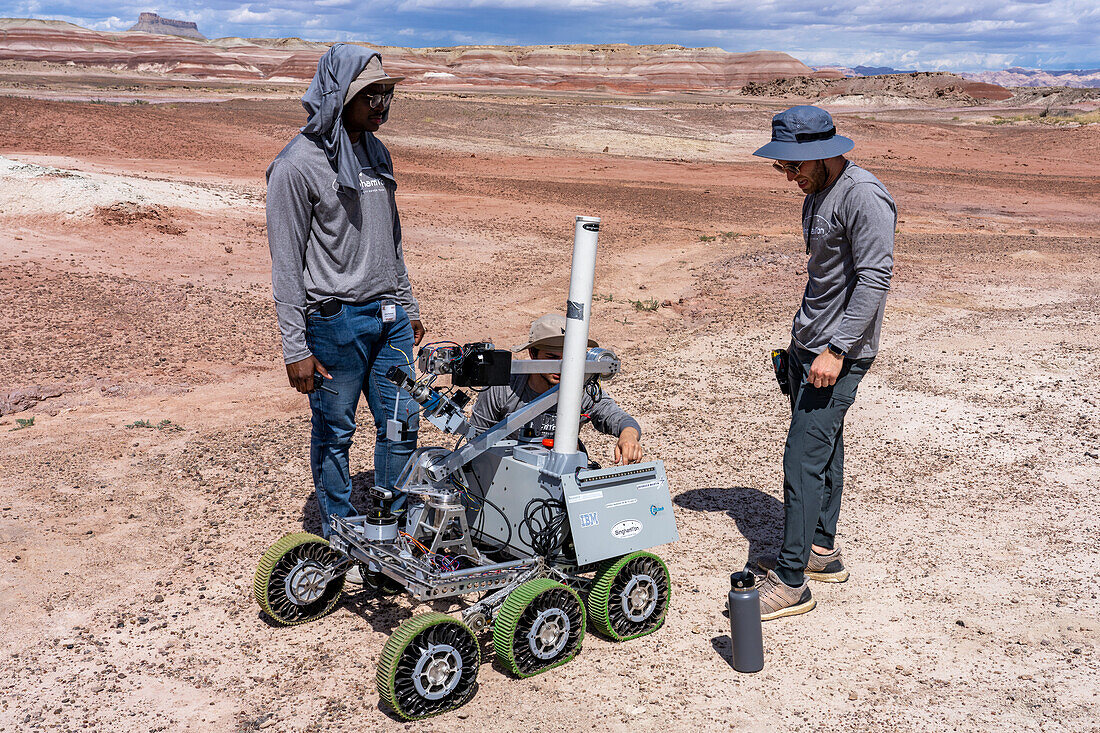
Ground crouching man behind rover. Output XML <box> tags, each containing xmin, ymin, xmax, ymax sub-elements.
<box><xmin>469</xmin><ymin>314</ymin><xmax>644</xmax><ymax>466</ymax></box>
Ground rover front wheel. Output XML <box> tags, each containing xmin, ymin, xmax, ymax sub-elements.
<box><xmin>253</xmin><ymin>532</ymin><xmax>345</xmax><ymax>626</ymax></box>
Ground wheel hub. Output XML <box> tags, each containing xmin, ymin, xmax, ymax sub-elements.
<box><xmin>527</xmin><ymin>607</ymin><xmax>571</xmax><ymax>660</ymax></box>
<box><xmin>620</xmin><ymin>573</ymin><xmax>658</xmax><ymax>622</ymax></box>
<box><xmin>412</xmin><ymin>644</ymin><xmax>462</xmax><ymax>701</ymax></box>
<box><xmin>284</xmin><ymin>559</ymin><xmax>329</xmax><ymax>606</ymax></box>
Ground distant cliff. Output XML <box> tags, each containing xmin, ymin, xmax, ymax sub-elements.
<box><xmin>127</xmin><ymin>12</ymin><xmax>205</xmax><ymax>40</ymax></box>
<box><xmin>0</xmin><ymin>20</ymin><xmax>838</xmax><ymax>89</ymax></box>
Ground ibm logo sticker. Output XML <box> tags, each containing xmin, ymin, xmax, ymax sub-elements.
<box><xmin>579</xmin><ymin>511</ymin><xmax>599</xmax><ymax>528</ymax></box>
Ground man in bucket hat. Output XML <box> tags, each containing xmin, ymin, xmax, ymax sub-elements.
<box><xmin>266</xmin><ymin>44</ymin><xmax>425</xmax><ymax>579</ymax></box>
<box><xmin>469</xmin><ymin>314</ymin><xmax>644</xmax><ymax>466</ymax></box>
<box><xmin>751</xmin><ymin>106</ymin><xmax>896</xmax><ymax>620</ymax></box>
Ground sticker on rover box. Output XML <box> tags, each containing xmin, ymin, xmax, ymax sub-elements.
<box><xmin>612</xmin><ymin>519</ymin><xmax>643</xmax><ymax>539</ymax></box>
<box><xmin>636</xmin><ymin>479</ymin><xmax>662</xmax><ymax>492</ymax></box>
<box><xmin>582</xmin><ymin>222</ymin><xmax>600</xmax><ymax>232</ymax></box>
<box><xmin>606</xmin><ymin>498</ymin><xmax>637</xmax><ymax>509</ymax></box>
<box><xmin>579</xmin><ymin>511</ymin><xmax>599</xmax><ymax>528</ymax></box>
<box><xmin>650</xmin><ymin>504</ymin><xmax>665</xmax><ymax>515</ymax></box>
<box><xmin>567</xmin><ymin>490</ymin><xmax>603</xmax><ymax>503</ymax></box>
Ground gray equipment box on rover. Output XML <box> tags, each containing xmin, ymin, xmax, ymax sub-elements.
<box><xmin>466</xmin><ymin>444</ymin><xmax>677</xmax><ymax>565</ymax></box>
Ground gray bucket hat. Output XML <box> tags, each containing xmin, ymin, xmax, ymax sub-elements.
<box><xmin>752</xmin><ymin>105</ymin><xmax>854</xmax><ymax>161</ymax></box>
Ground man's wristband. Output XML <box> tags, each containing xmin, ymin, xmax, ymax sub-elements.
<box><xmin>826</xmin><ymin>343</ymin><xmax>846</xmax><ymax>359</ymax></box>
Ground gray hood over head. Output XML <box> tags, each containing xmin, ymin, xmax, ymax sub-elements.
<box><xmin>300</xmin><ymin>43</ymin><xmax>393</xmax><ymax>194</ymax></box>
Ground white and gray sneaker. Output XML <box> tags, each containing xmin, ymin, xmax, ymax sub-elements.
<box><xmin>758</xmin><ymin>569</ymin><xmax>816</xmax><ymax>621</ymax></box>
<box><xmin>805</xmin><ymin>545</ymin><xmax>849</xmax><ymax>583</ymax></box>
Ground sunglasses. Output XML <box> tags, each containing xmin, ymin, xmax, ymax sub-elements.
<box><xmin>772</xmin><ymin>160</ymin><xmax>807</xmax><ymax>175</ymax></box>
<box><xmin>360</xmin><ymin>90</ymin><xmax>393</xmax><ymax>109</ymax></box>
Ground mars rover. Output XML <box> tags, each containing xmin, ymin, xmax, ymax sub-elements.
<box><xmin>253</xmin><ymin>217</ymin><xmax>679</xmax><ymax>720</ymax></box>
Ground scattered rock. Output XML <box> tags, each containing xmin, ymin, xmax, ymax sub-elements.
<box><xmin>1</xmin><ymin>384</ymin><xmax>66</xmax><ymax>416</ymax></box>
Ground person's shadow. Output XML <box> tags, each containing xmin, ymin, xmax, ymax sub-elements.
<box><xmin>299</xmin><ymin>470</ymin><xmax>378</xmax><ymax>535</ymax></box>
<box><xmin>673</xmin><ymin>486</ymin><xmax>784</xmax><ymax>566</ymax></box>
<box><xmin>296</xmin><ymin>469</ymin><xmax>417</xmax><ymax>634</ymax></box>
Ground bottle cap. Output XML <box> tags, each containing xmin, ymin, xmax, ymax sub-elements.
<box><xmin>730</xmin><ymin>571</ymin><xmax>755</xmax><ymax>590</ymax></box>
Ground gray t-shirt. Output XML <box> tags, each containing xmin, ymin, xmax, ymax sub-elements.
<box><xmin>794</xmin><ymin>162</ymin><xmax>896</xmax><ymax>360</ymax></box>
<box><xmin>470</xmin><ymin>375</ymin><xmax>641</xmax><ymax>441</ymax></box>
<box><xmin>266</xmin><ymin>133</ymin><xmax>419</xmax><ymax>364</ymax></box>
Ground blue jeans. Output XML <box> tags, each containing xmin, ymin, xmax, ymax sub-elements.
<box><xmin>305</xmin><ymin>301</ymin><xmax>419</xmax><ymax>537</ymax></box>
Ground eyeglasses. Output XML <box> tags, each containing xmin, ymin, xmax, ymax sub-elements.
<box><xmin>772</xmin><ymin>160</ymin><xmax>806</xmax><ymax>175</ymax></box>
<box><xmin>361</xmin><ymin>90</ymin><xmax>393</xmax><ymax>109</ymax></box>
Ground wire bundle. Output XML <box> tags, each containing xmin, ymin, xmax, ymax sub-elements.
<box><xmin>520</xmin><ymin>497</ymin><xmax>571</xmax><ymax>561</ymax></box>
<box><xmin>399</xmin><ymin>531</ymin><xmax>459</xmax><ymax>573</ymax></box>
<box><xmin>448</xmin><ymin>474</ymin><xmax>482</xmax><ymax>510</ymax></box>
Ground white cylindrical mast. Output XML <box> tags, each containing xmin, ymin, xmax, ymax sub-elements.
<box><xmin>553</xmin><ymin>215</ymin><xmax>600</xmax><ymax>456</ymax></box>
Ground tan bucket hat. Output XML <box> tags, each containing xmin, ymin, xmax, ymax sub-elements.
<box><xmin>343</xmin><ymin>55</ymin><xmax>405</xmax><ymax>107</ymax></box>
<box><xmin>512</xmin><ymin>313</ymin><xmax>599</xmax><ymax>353</ymax></box>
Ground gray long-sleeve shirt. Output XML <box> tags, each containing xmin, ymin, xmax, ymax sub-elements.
<box><xmin>470</xmin><ymin>375</ymin><xmax>642</xmax><ymax>441</ymax></box>
<box><xmin>266</xmin><ymin>132</ymin><xmax>419</xmax><ymax>364</ymax></box>
<box><xmin>795</xmin><ymin>162</ymin><xmax>896</xmax><ymax>359</ymax></box>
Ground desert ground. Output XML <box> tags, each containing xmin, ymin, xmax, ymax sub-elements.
<box><xmin>0</xmin><ymin>81</ymin><xmax>1098</xmax><ymax>733</ymax></box>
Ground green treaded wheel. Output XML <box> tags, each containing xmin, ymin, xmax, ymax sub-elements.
<box><xmin>377</xmin><ymin>613</ymin><xmax>480</xmax><ymax>721</ymax></box>
<box><xmin>253</xmin><ymin>532</ymin><xmax>345</xmax><ymax>626</ymax></box>
<box><xmin>493</xmin><ymin>578</ymin><xmax>585</xmax><ymax>678</ymax></box>
<box><xmin>588</xmin><ymin>551</ymin><xmax>670</xmax><ymax>641</ymax></box>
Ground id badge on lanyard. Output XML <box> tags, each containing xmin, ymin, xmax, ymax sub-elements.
<box><xmin>381</xmin><ymin>301</ymin><xmax>397</xmax><ymax>323</ymax></box>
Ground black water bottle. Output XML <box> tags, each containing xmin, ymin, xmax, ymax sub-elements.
<box><xmin>728</xmin><ymin>571</ymin><xmax>764</xmax><ymax>673</ymax></box>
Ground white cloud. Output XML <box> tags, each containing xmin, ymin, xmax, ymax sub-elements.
<box><xmin>85</xmin><ymin>15</ymin><xmax>132</xmax><ymax>30</ymax></box>
<box><xmin>227</xmin><ymin>6</ymin><xmax>283</xmax><ymax>23</ymax></box>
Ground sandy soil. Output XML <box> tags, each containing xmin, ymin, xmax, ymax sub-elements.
<box><xmin>0</xmin><ymin>85</ymin><xmax>1098</xmax><ymax>732</ymax></box>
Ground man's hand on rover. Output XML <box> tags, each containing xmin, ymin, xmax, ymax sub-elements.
<box><xmin>286</xmin><ymin>355</ymin><xmax>332</xmax><ymax>394</ymax></box>
<box><xmin>614</xmin><ymin>427</ymin><xmax>644</xmax><ymax>465</ymax></box>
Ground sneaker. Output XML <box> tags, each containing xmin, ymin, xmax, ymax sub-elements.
<box><xmin>805</xmin><ymin>545</ymin><xmax>849</xmax><ymax>583</ymax></box>
<box><xmin>344</xmin><ymin>564</ymin><xmax>365</xmax><ymax>585</ymax></box>
<box><xmin>758</xmin><ymin>569</ymin><xmax>815</xmax><ymax>621</ymax></box>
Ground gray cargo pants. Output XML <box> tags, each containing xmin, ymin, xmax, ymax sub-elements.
<box><xmin>775</xmin><ymin>343</ymin><xmax>873</xmax><ymax>587</ymax></box>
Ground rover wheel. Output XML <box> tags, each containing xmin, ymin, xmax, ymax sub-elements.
<box><xmin>377</xmin><ymin>613</ymin><xmax>480</xmax><ymax>721</ymax></box>
<box><xmin>588</xmin><ymin>551</ymin><xmax>670</xmax><ymax>641</ymax></box>
<box><xmin>493</xmin><ymin>578</ymin><xmax>585</xmax><ymax>678</ymax></box>
<box><xmin>253</xmin><ymin>532</ymin><xmax>345</xmax><ymax>626</ymax></box>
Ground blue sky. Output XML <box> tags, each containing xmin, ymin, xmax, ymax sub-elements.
<box><xmin>4</xmin><ymin>0</ymin><xmax>1098</xmax><ymax>70</ymax></box>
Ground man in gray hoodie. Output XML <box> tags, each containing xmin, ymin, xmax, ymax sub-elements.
<box><xmin>266</xmin><ymin>45</ymin><xmax>425</xmax><ymax>554</ymax></box>
<box><xmin>751</xmin><ymin>106</ymin><xmax>896</xmax><ymax>620</ymax></box>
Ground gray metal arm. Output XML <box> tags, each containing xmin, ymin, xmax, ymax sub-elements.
<box><xmin>509</xmin><ymin>359</ymin><xmax>617</xmax><ymax>375</ymax></box>
<box><xmin>426</xmin><ymin>386</ymin><xmax>561</xmax><ymax>481</ymax></box>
